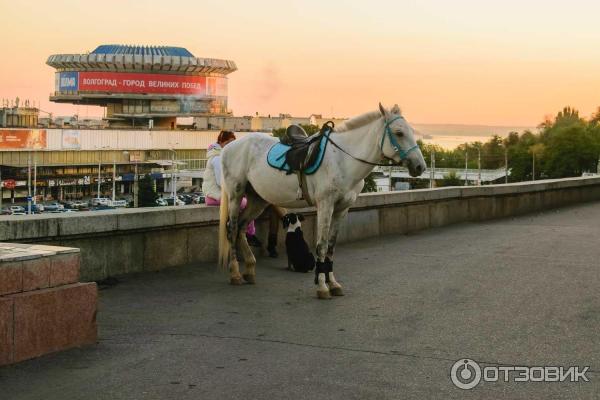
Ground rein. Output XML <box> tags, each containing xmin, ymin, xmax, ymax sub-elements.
<box><xmin>323</xmin><ymin>117</ymin><xmax>419</xmax><ymax>167</ymax></box>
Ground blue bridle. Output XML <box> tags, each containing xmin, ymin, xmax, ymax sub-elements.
<box><xmin>380</xmin><ymin>116</ymin><xmax>419</xmax><ymax>160</ymax></box>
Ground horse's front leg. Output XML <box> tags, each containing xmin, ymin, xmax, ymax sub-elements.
<box><xmin>315</xmin><ymin>200</ymin><xmax>334</xmax><ymax>299</ymax></box>
<box><xmin>325</xmin><ymin>208</ymin><xmax>348</xmax><ymax>296</ymax></box>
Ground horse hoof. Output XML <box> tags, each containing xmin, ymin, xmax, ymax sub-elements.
<box><xmin>230</xmin><ymin>277</ymin><xmax>243</xmax><ymax>285</ymax></box>
<box><xmin>329</xmin><ymin>287</ymin><xmax>344</xmax><ymax>296</ymax></box>
<box><xmin>317</xmin><ymin>290</ymin><xmax>331</xmax><ymax>300</ymax></box>
<box><xmin>242</xmin><ymin>274</ymin><xmax>256</xmax><ymax>284</ymax></box>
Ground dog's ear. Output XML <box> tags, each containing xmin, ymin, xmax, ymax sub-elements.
<box><xmin>282</xmin><ymin>215</ymin><xmax>290</xmax><ymax>228</ymax></box>
<box><xmin>298</xmin><ymin>214</ymin><xmax>305</xmax><ymax>221</ymax></box>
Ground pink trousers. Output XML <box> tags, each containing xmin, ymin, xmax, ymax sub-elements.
<box><xmin>205</xmin><ymin>196</ymin><xmax>256</xmax><ymax>236</ymax></box>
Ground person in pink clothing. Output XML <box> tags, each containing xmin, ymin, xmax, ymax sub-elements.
<box><xmin>202</xmin><ymin>131</ymin><xmax>261</xmax><ymax>246</ymax></box>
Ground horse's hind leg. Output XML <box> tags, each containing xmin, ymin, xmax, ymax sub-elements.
<box><xmin>237</xmin><ymin>191</ymin><xmax>269</xmax><ymax>284</ymax></box>
<box><xmin>226</xmin><ymin>184</ymin><xmax>245</xmax><ymax>285</ymax></box>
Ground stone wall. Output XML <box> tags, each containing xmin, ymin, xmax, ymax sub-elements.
<box><xmin>0</xmin><ymin>243</ymin><xmax>97</xmax><ymax>366</ymax></box>
<box><xmin>1</xmin><ymin>176</ymin><xmax>600</xmax><ymax>282</ymax></box>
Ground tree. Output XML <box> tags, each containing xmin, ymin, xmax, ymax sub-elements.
<box><xmin>138</xmin><ymin>175</ymin><xmax>158</xmax><ymax>207</ymax></box>
<box><xmin>439</xmin><ymin>170</ymin><xmax>462</xmax><ymax>187</ymax></box>
<box><xmin>272</xmin><ymin>124</ymin><xmax>319</xmax><ymax>139</ymax></box>
<box><xmin>362</xmin><ymin>173</ymin><xmax>377</xmax><ymax>192</ymax></box>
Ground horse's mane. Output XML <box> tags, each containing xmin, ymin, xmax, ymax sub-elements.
<box><xmin>334</xmin><ymin>110</ymin><xmax>381</xmax><ymax>133</ymax></box>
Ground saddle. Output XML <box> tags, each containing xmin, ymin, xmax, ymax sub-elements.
<box><xmin>281</xmin><ymin>125</ymin><xmax>324</xmax><ymax>172</ymax></box>
<box><xmin>267</xmin><ymin>123</ymin><xmax>334</xmax><ymax>206</ymax></box>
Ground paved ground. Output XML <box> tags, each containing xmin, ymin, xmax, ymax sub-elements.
<box><xmin>2</xmin><ymin>201</ymin><xmax>600</xmax><ymax>399</ymax></box>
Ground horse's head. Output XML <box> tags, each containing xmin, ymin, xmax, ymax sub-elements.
<box><xmin>378</xmin><ymin>103</ymin><xmax>427</xmax><ymax>177</ymax></box>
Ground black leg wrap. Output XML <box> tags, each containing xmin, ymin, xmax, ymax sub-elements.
<box><xmin>314</xmin><ymin>260</ymin><xmax>333</xmax><ymax>285</ymax></box>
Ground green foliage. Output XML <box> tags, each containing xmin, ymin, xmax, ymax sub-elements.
<box><xmin>138</xmin><ymin>175</ymin><xmax>158</xmax><ymax>207</ymax></box>
<box><xmin>272</xmin><ymin>124</ymin><xmax>320</xmax><ymax>139</ymax></box>
<box><xmin>417</xmin><ymin>106</ymin><xmax>600</xmax><ymax>182</ymax></box>
<box><xmin>439</xmin><ymin>170</ymin><xmax>462</xmax><ymax>187</ymax></box>
<box><xmin>362</xmin><ymin>173</ymin><xmax>378</xmax><ymax>192</ymax></box>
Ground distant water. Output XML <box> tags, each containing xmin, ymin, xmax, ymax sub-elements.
<box><xmin>412</xmin><ymin>123</ymin><xmax>537</xmax><ymax>149</ymax></box>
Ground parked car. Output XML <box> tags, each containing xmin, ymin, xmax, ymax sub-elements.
<box><xmin>30</xmin><ymin>204</ymin><xmax>44</xmax><ymax>214</ymax></box>
<box><xmin>90</xmin><ymin>197</ymin><xmax>111</xmax><ymax>207</ymax></box>
<box><xmin>192</xmin><ymin>193</ymin><xmax>205</xmax><ymax>204</ymax></box>
<box><xmin>71</xmin><ymin>200</ymin><xmax>88</xmax><ymax>209</ymax></box>
<box><xmin>92</xmin><ymin>204</ymin><xmax>116</xmax><ymax>211</ymax></box>
<box><xmin>10</xmin><ymin>205</ymin><xmax>25</xmax><ymax>214</ymax></box>
<box><xmin>178</xmin><ymin>194</ymin><xmax>194</xmax><ymax>205</ymax></box>
<box><xmin>1</xmin><ymin>207</ymin><xmax>12</xmax><ymax>215</ymax></box>
<box><xmin>155</xmin><ymin>198</ymin><xmax>168</xmax><ymax>207</ymax></box>
<box><xmin>43</xmin><ymin>203</ymin><xmax>64</xmax><ymax>213</ymax></box>
<box><xmin>165</xmin><ymin>197</ymin><xmax>185</xmax><ymax>206</ymax></box>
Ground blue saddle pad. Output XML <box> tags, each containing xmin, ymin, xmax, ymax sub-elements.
<box><xmin>267</xmin><ymin>134</ymin><xmax>329</xmax><ymax>175</ymax></box>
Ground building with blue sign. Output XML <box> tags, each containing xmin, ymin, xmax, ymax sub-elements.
<box><xmin>47</xmin><ymin>45</ymin><xmax>237</xmax><ymax>128</ymax></box>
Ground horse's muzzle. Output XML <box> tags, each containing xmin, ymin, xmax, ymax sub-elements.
<box><xmin>409</xmin><ymin>163</ymin><xmax>425</xmax><ymax>177</ymax></box>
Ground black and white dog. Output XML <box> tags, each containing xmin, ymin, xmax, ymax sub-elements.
<box><xmin>282</xmin><ymin>213</ymin><xmax>315</xmax><ymax>273</ymax></box>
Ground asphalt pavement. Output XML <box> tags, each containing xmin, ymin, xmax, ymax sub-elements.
<box><xmin>2</xmin><ymin>201</ymin><xmax>600</xmax><ymax>399</ymax></box>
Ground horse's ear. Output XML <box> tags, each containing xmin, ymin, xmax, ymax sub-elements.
<box><xmin>391</xmin><ymin>104</ymin><xmax>401</xmax><ymax>115</ymax></box>
<box><xmin>378</xmin><ymin>102</ymin><xmax>388</xmax><ymax>117</ymax></box>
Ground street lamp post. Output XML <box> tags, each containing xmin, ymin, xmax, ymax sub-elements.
<box><xmin>112</xmin><ymin>159</ymin><xmax>116</xmax><ymax>203</ymax></box>
<box><xmin>33</xmin><ymin>152</ymin><xmax>37</xmax><ymax>204</ymax></box>
<box><xmin>134</xmin><ymin>161</ymin><xmax>139</xmax><ymax>208</ymax></box>
<box><xmin>95</xmin><ymin>146</ymin><xmax>109</xmax><ymax>200</ymax></box>
<box><xmin>123</xmin><ymin>150</ymin><xmax>139</xmax><ymax>207</ymax></box>
<box><xmin>27</xmin><ymin>152</ymin><xmax>31</xmax><ymax>214</ymax></box>
<box><xmin>477</xmin><ymin>148</ymin><xmax>482</xmax><ymax>186</ymax></box>
<box><xmin>168</xmin><ymin>148</ymin><xmax>178</xmax><ymax>206</ymax></box>
<box><xmin>464</xmin><ymin>147</ymin><xmax>468</xmax><ymax>186</ymax></box>
<box><xmin>97</xmin><ymin>158</ymin><xmax>101</xmax><ymax>199</ymax></box>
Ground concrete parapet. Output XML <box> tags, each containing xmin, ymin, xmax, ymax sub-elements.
<box><xmin>1</xmin><ymin>177</ymin><xmax>600</xmax><ymax>281</ymax></box>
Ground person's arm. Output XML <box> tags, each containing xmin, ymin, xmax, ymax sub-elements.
<box><xmin>212</xmin><ymin>156</ymin><xmax>222</xmax><ymax>187</ymax></box>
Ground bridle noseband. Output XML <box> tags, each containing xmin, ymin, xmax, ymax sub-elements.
<box><xmin>324</xmin><ymin>116</ymin><xmax>419</xmax><ymax>167</ymax></box>
<box><xmin>381</xmin><ymin>116</ymin><xmax>419</xmax><ymax>161</ymax></box>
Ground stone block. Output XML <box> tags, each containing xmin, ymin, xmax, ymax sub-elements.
<box><xmin>405</xmin><ymin>203</ymin><xmax>430</xmax><ymax>233</ymax></box>
<box><xmin>58</xmin><ymin>237</ymin><xmax>107</xmax><ymax>282</ymax></box>
<box><xmin>117</xmin><ymin>208</ymin><xmax>176</xmax><ymax>231</ymax></box>
<box><xmin>445</xmin><ymin>199</ymin><xmax>470</xmax><ymax>224</ymax></box>
<box><xmin>468</xmin><ymin>197</ymin><xmax>495</xmax><ymax>221</ymax></box>
<box><xmin>12</xmin><ymin>283</ymin><xmax>97</xmax><ymax>364</ymax></box>
<box><xmin>337</xmin><ymin>209</ymin><xmax>379</xmax><ymax>244</ymax></box>
<box><xmin>0</xmin><ymin>297</ymin><xmax>14</xmax><ymax>365</ymax></box>
<box><xmin>174</xmin><ymin>205</ymin><xmax>219</xmax><ymax>225</ymax></box>
<box><xmin>28</xmin><ymin>245</ymin><xmax>79</xmax><ymax>254</ymax></box>
<box><xmin>187</xmin><ymin>226</ymin><xmax>219</xmax><ymax>264</ymax></box>
<box><xmin>0</xmin><ymin>261</ymin><xmax>22</xmax><ymax>296</ymax></box>
<box><xmin>429</xmin><ymin>202</ymin><xmax>450</xmax><ymax>228</ymax></box>
<box><xmin>58</xmin><ymin>213</ymin><xmax>118</xmax><ymax>236</ymax></box>
<box><xmin>105</xmin><ymin>233</ymin><xmax>145</xmax><ymax>277</ymax></box>
<box><xmin>22</xmin><ymin>257</ymin><xmax>50</xmax><ymax>291</ymax></box>
<box><xmin>380</xmin><ymin>206</ymin><xmax>408</xmax><ymax>235</ymax></box>
<box><xmin>49</xmin><ymin>253</ymin><xmax>80</xmax><ymax>287</ymax></box>
<box><xmin>0</xmin><ymin>215</ymin><xmax>58</xmax><ymax>241</ymax></box>
<box><xmin>143</xmin><ymin>228</ymin><xmax>188</xmax><ymax>271</ymax></box>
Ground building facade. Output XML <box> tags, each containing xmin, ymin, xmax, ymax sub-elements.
<box><xmin>47</xmin><ymin>45</ymin><xmax>237</xmax><ymax>128</ymax></box>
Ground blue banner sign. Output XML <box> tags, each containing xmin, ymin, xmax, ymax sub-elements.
<box><xmin>57</xmin><ymin>71</ymin><xmax>79</xmax><ymax>91</ymax></box>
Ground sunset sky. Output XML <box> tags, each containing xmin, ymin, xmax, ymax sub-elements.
<box><xmin>1</xmin><ymin>0</ymin><xmax>600</xmax><ymax>126</ymax></box>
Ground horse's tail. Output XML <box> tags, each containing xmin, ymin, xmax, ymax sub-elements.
<box><xmin>218</xmin><ymin>182</ymin><xmax>230</xmax><ymax>271</ymax></box>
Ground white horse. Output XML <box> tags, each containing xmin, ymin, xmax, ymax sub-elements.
<box><xmin>218</xmin><ymin>103</ymin><xmax>426</xmax><ymax>299</ymax></box>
